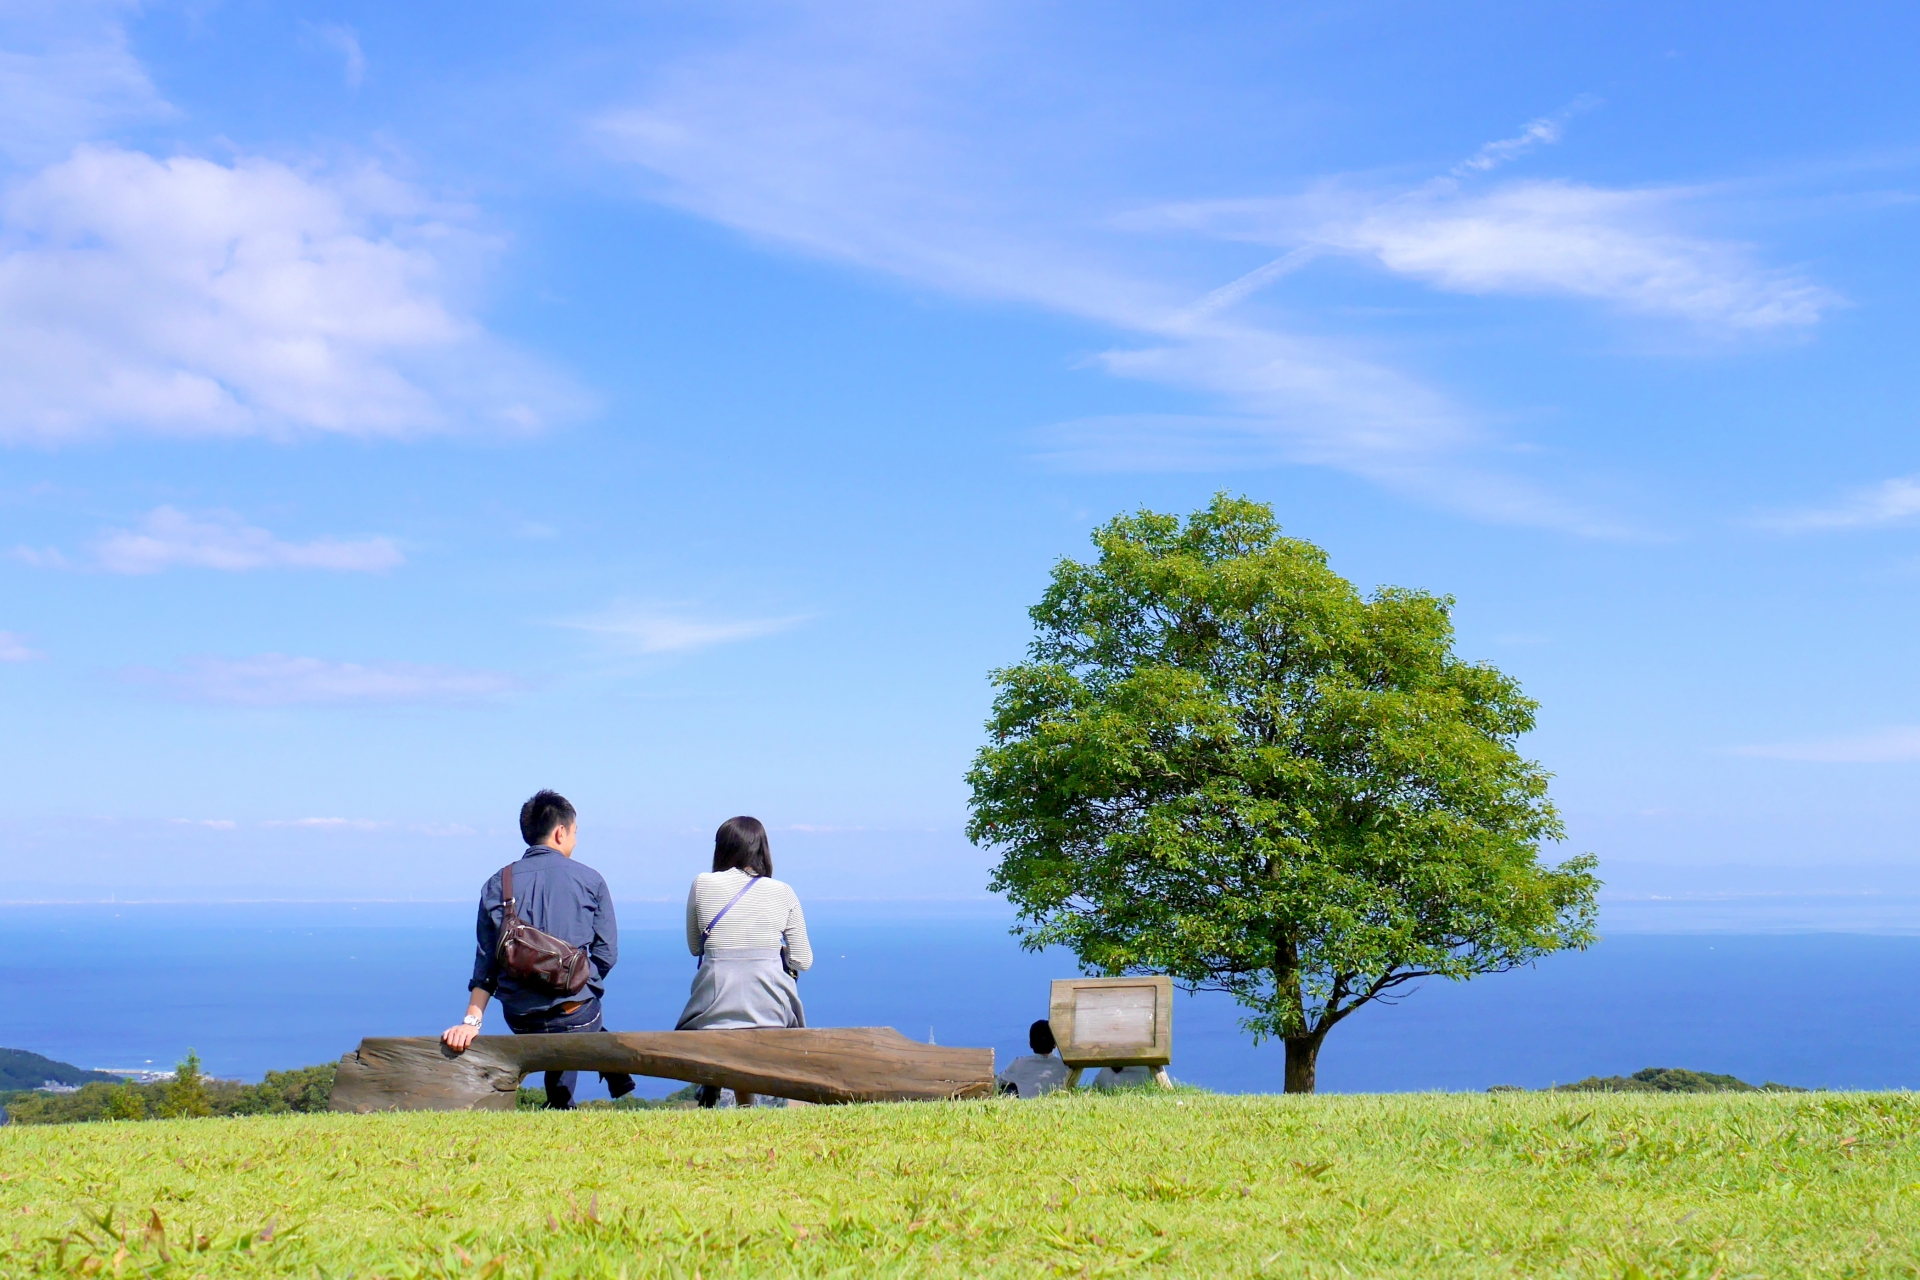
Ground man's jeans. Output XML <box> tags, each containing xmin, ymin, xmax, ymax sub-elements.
<box><xmin>503</xmin><ymin>996</ymin><xmax>636</xmax><ymax>1109</ymax></box>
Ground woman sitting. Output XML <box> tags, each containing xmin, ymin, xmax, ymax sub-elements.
<box><xmin>677</xmin><ymin>815</ymin><xmax>813</xmax><ymax>1107</ymax></box>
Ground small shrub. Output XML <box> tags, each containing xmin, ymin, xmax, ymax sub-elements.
<box><xmin>156</xmin><ymin>1051</ymin><xmax>213</xmax><ymax>1118</ymax></box>
<box><xmin>105</xmin><ymin>1084</ymin><xmax>147</xmax><ymax>1121</ymax></box>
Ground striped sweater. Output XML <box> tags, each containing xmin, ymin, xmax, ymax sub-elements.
<box><xmin>684</xmin><ymin>868</ymin><xmax>814</xmax><ymax>972</ymax></box>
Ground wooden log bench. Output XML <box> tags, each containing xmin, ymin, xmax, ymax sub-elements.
<box><xmin>330</xmin><ymin>1027</ymin><xmax>995</xmax><ymax>1112</ymax></box>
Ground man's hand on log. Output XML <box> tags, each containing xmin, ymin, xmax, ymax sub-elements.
<box><xmin>443</xmin><ymin>989</ymin><xmax>489</xmax><ymax>1052</ymax></box>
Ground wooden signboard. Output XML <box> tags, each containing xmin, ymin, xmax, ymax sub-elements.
<box><xmin>1048</xmin><ymin>975</ymin><xmax>1174</xmax><ymax>1089</ymax></box>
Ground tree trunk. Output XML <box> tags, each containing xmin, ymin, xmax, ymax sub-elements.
<box><xmin>1283</xmin><ymin>1034</ymin><xmax>1323</xmax><ymax>1093</ymax></box>
<box><xmin>1273</xmin><ymin>932</ymin><xmax>1321</xmax><ymax>1092</ymax></box>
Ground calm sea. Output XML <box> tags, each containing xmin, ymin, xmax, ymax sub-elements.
<box><xmin>4</xmin><ymin>901</ymin><xmax>1918</xmax><ymax>1099</ymax></box>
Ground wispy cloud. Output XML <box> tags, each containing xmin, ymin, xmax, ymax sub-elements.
<box><xmin>263</xmin><ymin>816</ymin><xmax>387</xmax><ymax>829</ymax></box>
<box><xmin>1141</xmin><ymin>179</ymin><xmax>1836</xmax><ymax>331</ymax></box>
<box><xmin>1735</xmin><ymin>727</ymin><xmax>1920</xmax><ymax>763</ymax></box>
<box><xmin>0</xmin><ymin>630</ymin><xmax>43</xmax><ymax>661</ymax></box>
<box><xmin>0</xmin><ymin>1</ymin><xmax>170</xmax><ymax>165</ymax></box>
<box><xmin>307</xmin><ymin>22</ymin><xmax>366</xmax><ymax>89</ymax></box>
<box><xmin>1034</xmin><ymin>414</ymin><xmax>1296</xmax><ymax>473</ymax></box>
<box><xmin>127</xmin><ymin>654</ymin><xmax>519</xmax><ymax>706</ymax></box>
<box><xmin>591</xmin><ymin>10</ymin><xmax>1830</xmax><ymax>530</ymax></box>
<box><xmin>169</xmin><ymin>816</ymin><xmax>475</xmax><ymax>834</ymax></box>
<box><xmin>1449</xmin><ymin>98</ymin><xmax>1598</xmax><ymax>177</ymax></box>
<box><xmin>1757</xmin><ymin>476</ymin><xmax>1920</xmax><ymax>532</ymax></box>
<box><xmin>1453</xmin><ymin>117</ymin><xmax>1565</xmax><ymax>176</ymax></box>
<box><xmin>63</xmin><ymin>507</ymin><xmax>404</xmax><ymax>574</ymax></box>
<box><xmin>565</xmin><ymin>604</ymin><xmax>811</xmax><ymax>654</ymax></box>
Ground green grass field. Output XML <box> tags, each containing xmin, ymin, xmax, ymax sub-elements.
<box><xmin>4</xmin><ymin>1089</ymin><xmax>1917</xmax><ymax>1278</ymax></box>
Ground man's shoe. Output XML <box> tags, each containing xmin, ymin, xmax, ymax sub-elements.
<box><xmin>544</xmin><ymin>1087</ymin><xmax>574</xmax><ymax>1110</ymax></box>
<box><xmin>606</xmin><ymin>1075</ymin><xmax>636</xmax><ymax>1100</ymax></box>
<box><xmin>695</xmin><ymin>1084</ymin><xmax>721</xmax><ymax>1109</ymax></box>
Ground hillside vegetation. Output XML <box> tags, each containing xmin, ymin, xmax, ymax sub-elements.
<box><xmin>1</xmin><ymin>1055</ymin><xmax>693</xmax><ymax>1125</ymax></box>
<box><xmin>1548</xmin><ymin>1067</ymin><xmax>1804</xmax><ymax>1095</ymax></box>
<box><xmin>3</xmin><ymin>1089</ymin><xmax>1916</xmax><ymax>1277</ymax></box>
<box><xmin>0</xmin><ymin>1055</ymin><xmax>336</xmax><ymax>1125</ymax></box>
<box><xmin>0</xmin><ymin>1048</ymin><xmax>122</xmax><ymax>1093</ymax></box>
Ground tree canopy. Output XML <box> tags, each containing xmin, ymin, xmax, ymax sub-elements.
<box><xmin>966</xmin><ymin>495</ymin><xmax>1599</xmax><ymax>1091</ymax></box>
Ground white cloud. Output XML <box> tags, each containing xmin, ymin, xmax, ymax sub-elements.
<box><xmin>1758</xmin><ymin>476</ymin><xmax>1920</xmax><ymax>532</ymax></box>
<box><xmin>565</xmin><ymin>605</ymin><xmax>810</xmax><ymax>653</ymax></box>
<box><xmin>128</xmin><ymin>654</ymin><xmax>519</xmax><ymax>706</ymax></box>
<box><xmin>1735</xmin><ymin>727</ymin><xmax>1920</xmax><ymax>764</ymax></box>
<box><xmin>169</xmin><ymin>817</ymin><xmax>237</xmax><ymax>829</ymax></box>
<box><xmin>0</xmin><ymin>144</ymin><xmax>589</xmax><ymax>442</ymax></box>
<box><xmin>84</xmin><ymin>507</ymin><xmax>403</xmax><ymax>574</ymax></box>
<box><xmin>1143</xmin><ymin>179</ymin><xmax>1836</xmax><ymax>331</ymax></box>
<box><xmin>0</xmin><ymin>630</ymin><xmax>43</xmax><ymax>661</ymax></box>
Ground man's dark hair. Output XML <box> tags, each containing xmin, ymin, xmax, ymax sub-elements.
<box><xmin>1029</xmin><ymin>1019</ymin><xmax>1056</xmax><ymax>1055</ymax></box>
<box><xmin>712</xmin><ymin>816</ymin><xmax>773</xmax><ymax>877</ymax></box>
<box><xmin>519</xmin><ymin>790</ymin><xmax>577</xmax><ymax>847</ymax></box>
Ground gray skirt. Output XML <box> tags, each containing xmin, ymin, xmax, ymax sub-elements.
<box><xmin>676</xmin><ymin>947</ymin><xmax>805</xmax><ymax>1031</ymax></box>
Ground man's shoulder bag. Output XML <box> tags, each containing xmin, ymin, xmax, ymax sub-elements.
<box><xmin>495</xmin><ymin>862</ymin><xmax>592</xmax><ymax>995</ymax></box>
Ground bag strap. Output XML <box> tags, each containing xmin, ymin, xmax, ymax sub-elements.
<box><xmin>500</xmin><ymin>863</ymin><xmax>516</xmax><ymax>914</ymax></box>
<box><xmin>698</xmin><ymin>875</ymin><xmax>762</xmax><ymax>956</ymax></box>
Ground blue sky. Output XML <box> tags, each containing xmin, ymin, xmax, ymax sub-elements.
<box><xmin>2</xmin><ymin>1</ymin><xmax>1917</xmax><ymax>909</ymax></box>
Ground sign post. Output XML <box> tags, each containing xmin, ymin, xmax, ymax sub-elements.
<box><xmin>1048</xmin><ymin>975</ymin><xmax>1174</xmax><ymax>1089</ymax></box>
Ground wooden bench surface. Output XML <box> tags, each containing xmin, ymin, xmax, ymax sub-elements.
<box><xmin>330</xmin><ymin>1027</ymin><xmax>996</xmax><ymax>1111</ymax></box>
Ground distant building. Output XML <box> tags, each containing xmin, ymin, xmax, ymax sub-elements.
<box><xmin>36</xmin><ymin>1081</ymin><xmax>79</xmax><ymax>1094</ymax></box>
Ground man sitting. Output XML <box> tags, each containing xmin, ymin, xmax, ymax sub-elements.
<box><xmin>441</xmin><ymin>790</ymin><xmax>636</xmax><ymax>1109</ymax></box>
<box><xmin>996</xmin><ymin>1019</ymin><xmax>1070</xmax><ymax>1098</ymax></box>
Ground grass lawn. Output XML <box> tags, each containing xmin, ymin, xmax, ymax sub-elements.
<box><xmin>3</xmin><ymin>1089</ymin><xmax>1917</xmax><ymax>1277</ymax></box>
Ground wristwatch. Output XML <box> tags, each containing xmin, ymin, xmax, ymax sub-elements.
<box><xmin>462</xmin><ymin>1014</ymin><xmax>483</xmax><ymax>1028</ymax></box>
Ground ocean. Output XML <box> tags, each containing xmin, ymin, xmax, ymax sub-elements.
<box><xmin>4</xmin><ymin>901</ymin><xmax>1918</xmax><ymax>1099</ymax></box>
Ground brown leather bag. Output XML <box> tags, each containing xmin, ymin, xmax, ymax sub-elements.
<box><xmin>495</xmin><ymin>862</ymin><xmax>592</xmax><ymax>995</ymax></box>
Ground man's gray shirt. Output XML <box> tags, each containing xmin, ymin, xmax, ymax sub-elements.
<box><xmin>469</xmin><ymin>847</ymin><xmax>619</xmax><ymax>1018</ymax></box>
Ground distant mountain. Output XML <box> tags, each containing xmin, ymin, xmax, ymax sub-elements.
<box><xmin>0</xmin><ymin>1049</ymin><xmax>123</xmax><ymax>1092</ymax></box>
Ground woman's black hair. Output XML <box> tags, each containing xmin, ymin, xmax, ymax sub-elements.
<box><xmin>712</xmin><ymin>816</ymin><xmax>773</xmax><ymax>877</ymax></box>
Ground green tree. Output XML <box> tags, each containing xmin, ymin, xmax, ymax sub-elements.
<box><xmin>157</xmin><ymin>1051</ymin><xmax>213</xmax><ymax>1118</ymax></box>
<box><xmin>966</xmin><ymin>495</ymin><xmax>1599</xmax><ymax>1092</ymax></box>
<box><xmin>105</xmin><ymin>1082</ymin><xmax>148</xmax><ymax>1120</ymax></box>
